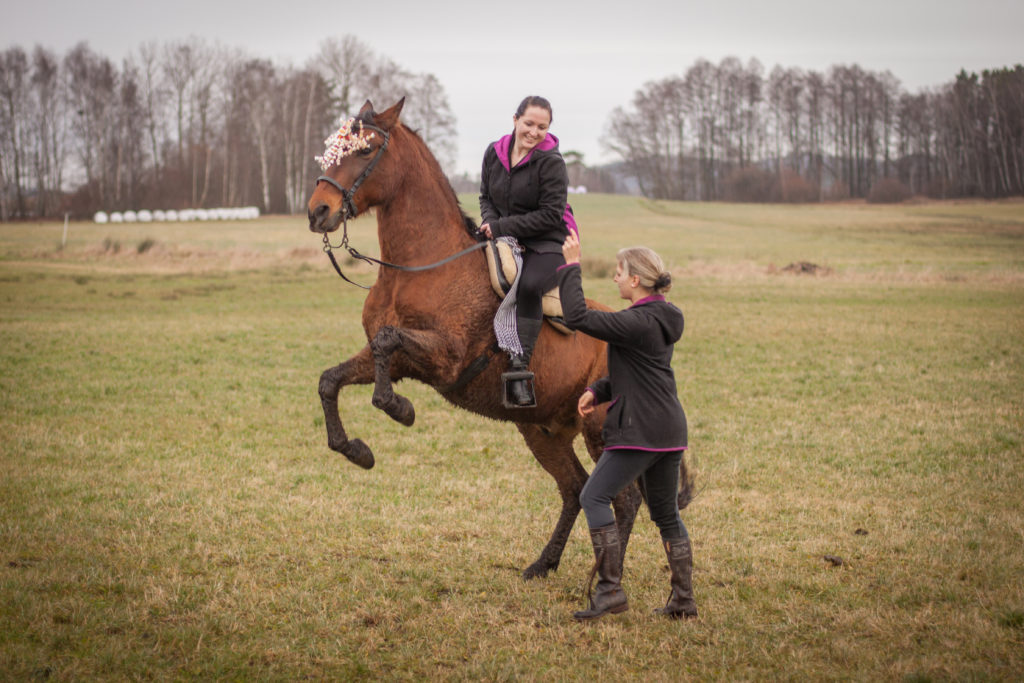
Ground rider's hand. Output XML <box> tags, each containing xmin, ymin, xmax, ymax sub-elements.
<box><xmin>479</xmin><ymin>223</ymin><xmax>493</xmax><ymax>239</ymax></box>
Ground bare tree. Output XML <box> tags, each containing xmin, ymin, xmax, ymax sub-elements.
<box><xmin>133</xmin><ymin>42</ymin><xmax>166</xmax><ymax>191</ymax></box>
<box><xmin>162</xmin><ymin>39</ymin><xmax>199</xmax><ymax>193</ymax></box>
<box><xmin>64</xmin><ymin>42</ymin><xmax>119</xmax><ymax>208</ymax></box>
<box><xmin>0</xmin><ymin>47</ymin><xmax>29</xmax><ymax>217</ymax></box>
<box><xmin>281</xmin><ymin>68</ymin><xmax>331</xmax><ymax>213</ymax></box>
<box><xmin>236</xmin><ymin>59</ymin><xmax>278</xmax><ymax>211</ymax></box>
<box><xmin>404</xmin><ymin>73</ymin><xmax>458</xmax><ymax>173</ymax></box>
<box><xmin>606</xmin><ymin>79</ymin><xmax>682</xmax><ymax>199</ymax></box>
<box><xmin>685</xmin><ymin>59</ymin><xmax>720</xmax><ymax>199</ymax></box>
<box><xmin>30</xmin><ymin>46</ymin><xmax>66</xmax><ymax>216</ymax></box>
<box><xmin>805</xmin><ymin>70</ymin><xmax>826</xmax><ymax>198</ymax></box>
<box><xmin>314</xmin><ymin>35</ymin><xmax>372</xmax><ymax>116</ymax></box>
<box><xmin>161</xmin><ymin>38</ymin><xmax>223</xmax><ymax>207</ymax></box>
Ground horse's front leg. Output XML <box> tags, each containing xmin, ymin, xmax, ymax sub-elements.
<box><xmin>319</xmin><ymin>346</ymin><xmax>377</xmax><ymax>469</ymax></box>
<box><xmin>369</xmin><ymin>325</ymin><xmax>463</xmax><ymax>426</ymax></box>
<box><xmin>369</xmin><ymin>326</ymin><xmax>416</xmax><ymax>426</ymax></box>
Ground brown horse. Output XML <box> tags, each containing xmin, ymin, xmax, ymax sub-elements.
<box><xmin>306</xmin><ymin>98</ymin><xmax>643</xmax><ymax>579</ymax></box>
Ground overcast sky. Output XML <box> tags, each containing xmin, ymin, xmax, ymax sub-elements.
<box><xmin>3</xmin><ymin>0</ymin><xmax>1021</xmax><ymax>175</ymax></box>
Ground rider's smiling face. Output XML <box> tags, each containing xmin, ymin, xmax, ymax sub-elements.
<box><xmin>512</xmin><ymin>106</ymin><xmax>551</xmax><ymax>153</ymax></box>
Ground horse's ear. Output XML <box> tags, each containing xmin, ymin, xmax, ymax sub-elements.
<box><xmin>374</xmin><ymin>97</ymin><xmax>405</xmax><ymax>131</ymax></box>
<box><xmin>358</xmin><ymin>100</ymin><xmax>374</xmax><ymax>118</ymax></box>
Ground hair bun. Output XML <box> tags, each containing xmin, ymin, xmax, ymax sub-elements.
<box><xmin>654</xmin><ymin>273</ymin><xmax>672</xmax><ymax>291</ymax></box>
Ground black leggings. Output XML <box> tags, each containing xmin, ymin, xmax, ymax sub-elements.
<box><xmin>517</xmin><ymin>251</ymin><xmax>564</xmax><ymax>320</ymax></box>
<box><xmin>580</xmin><ymin>448</ymin><xmax>689</xmax><ymax>540</ymax></box>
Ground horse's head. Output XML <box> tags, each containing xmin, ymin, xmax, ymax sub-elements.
<box><xmin>308</xmin><ymin>98</ymin><xmax>405</xmax><ymax>233</ymax></box>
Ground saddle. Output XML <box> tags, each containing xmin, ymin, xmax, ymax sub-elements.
<box><xmin>484</xmin><ymin>240</ymin><xmax>571</xmax><ymax>335</ymax></box>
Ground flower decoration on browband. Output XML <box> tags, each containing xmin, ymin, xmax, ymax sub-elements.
<box><xmin>315</xmin><ymin>117</ymin><xmax>377</xmax><ymax>171</ymax></box>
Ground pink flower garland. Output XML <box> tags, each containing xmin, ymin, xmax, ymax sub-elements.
<box><xmin>315</xmin><ymin>118</ymin><xmax>377</xmax><ymax>171</ymax></box>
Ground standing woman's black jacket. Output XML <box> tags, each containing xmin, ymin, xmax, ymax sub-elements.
<box><xmin>557</xmin><ymin>263</ymin><xmax>688</xmax><ymax>452</ymax></box>
<box><xmin>479</xmin><ymin>132</ymin><xmax>571</xmax><ymax>254</ymax></box>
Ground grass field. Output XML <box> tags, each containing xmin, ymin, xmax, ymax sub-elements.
<box><xmin>2</xmin><ymin>195</ymin><xmax>1023</xmax><ymax>680</ymax></box>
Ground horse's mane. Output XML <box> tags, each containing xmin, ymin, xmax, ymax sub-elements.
<box><xmin>358</xmin><ymin>110</ymin><xmax>479</xmax><ymax>239</ymax></box>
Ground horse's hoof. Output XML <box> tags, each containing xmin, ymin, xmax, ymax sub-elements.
<box><xmin>374</xmin><ymin>394</ymin><xmax>415</xmax><ymax>426</ymax></box>
<box><xmin>521</xmin><ymin>560</ymin><xmax>555</xmax><ymax>580</ymax></box>
<box><xmin>392</xmin><ymin>397</ymin><xmax>415</xmax><ymax>426</ymax></box>
<box><xmin>342</xmin><ymin>439</ymin><xmax>375</xmax><ymax>469</ymax></box>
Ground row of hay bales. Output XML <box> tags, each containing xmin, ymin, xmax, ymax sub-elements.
<box><xmin>94</xmin><ymin>207</ymin><xmax>260</xmax><ymax>223</ymax></box>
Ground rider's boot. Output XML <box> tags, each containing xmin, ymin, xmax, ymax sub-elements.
<box><xmin>504</xmin><ymin>317</ymin><xmax>542</xmax><ymax>408</ymax></box>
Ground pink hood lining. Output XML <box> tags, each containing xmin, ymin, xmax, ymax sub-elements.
<box><xmin>494</xmin><ymin>132</ymin><xmax>560</xmax><ymax>172</ymax></box>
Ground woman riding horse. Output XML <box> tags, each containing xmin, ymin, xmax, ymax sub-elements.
<box><xmin>479</xmin><ymin>96</ymin><xmax>577</xmax><ymax>408</ymax></box>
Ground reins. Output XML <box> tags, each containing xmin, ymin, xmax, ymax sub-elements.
<box><xmin>315</xmin><ymin>119</ymin><xmax>487</xmax><ymax>289</ymax></box>
<box><xmin>321</xmin><ymin>229</ymin><xmax>488</xmax><ymax>290</ymax></box>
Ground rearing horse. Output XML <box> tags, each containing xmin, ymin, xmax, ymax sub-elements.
<box><xmin>307</xmin><ymin>98</ymin><xmax>642</xmax><ymax>579</ymax></box>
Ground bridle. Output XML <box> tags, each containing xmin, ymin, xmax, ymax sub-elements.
<box><xmin>315</xmin><ymin>120</ymin><xmax>390</xmax><ymax>222</ymax></box>
<box><xmin>314</xmin><ymin>120</ymin><xmax>487</xmax><ymax>289</ymax></box>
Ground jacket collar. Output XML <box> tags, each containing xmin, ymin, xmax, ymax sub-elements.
<box><xmin>494</xmin><ymin>132</ymin><xmax>559</xmax><ymax>171</ymax></box>
<box><xmin>630</xmin><ymin>294</ymin><xmax>666</xmax><ymax>308</ymax></box>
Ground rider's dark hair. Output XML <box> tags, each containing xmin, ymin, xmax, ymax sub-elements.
<box><xmin>515</xmin><ymin>96</ymin><xmax>553</xmax><ymax>124</ymax></box>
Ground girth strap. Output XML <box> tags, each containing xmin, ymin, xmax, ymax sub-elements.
<box><xmin>440</xmin><ymin>341</ymin><xmax>501</xmax><ymax>394</ymax></box>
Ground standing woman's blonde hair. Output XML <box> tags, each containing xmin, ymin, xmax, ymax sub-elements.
<box><xmin>617</xmin><ymin>246</ymin><xmax>672</xmax><ymax>294</ymax></box>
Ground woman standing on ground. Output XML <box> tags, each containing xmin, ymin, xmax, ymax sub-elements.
<box><xmin>479</xmin><ymin>95</ymin><xmax>576</xmax><ymax>407</ymax></box>
<box><xmin>557</xmin><ymin>232</ymin><xmax>697</xmax><ymax>622</ymax></box>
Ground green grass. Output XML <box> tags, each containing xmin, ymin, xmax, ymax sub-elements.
<box><xmin>2</xmin><ymin>197</ymin><xmax>1023</xmax><ymax>680</ymax></box>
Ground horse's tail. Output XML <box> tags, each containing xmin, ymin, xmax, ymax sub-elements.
<box><xmin>677</xmin><ymin>451</ymin><xmax>697</xmax><ymax>510</ymax></box>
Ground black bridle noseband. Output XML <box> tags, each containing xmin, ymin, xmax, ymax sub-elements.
<box><xmin>314</xmin><ymin>121</ymin><xmax>487</xmax><ymax>289</ymax></box>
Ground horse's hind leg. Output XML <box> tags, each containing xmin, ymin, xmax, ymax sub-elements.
<box><xmin>516</xmin><ymin>423</ymin><xmax>590</xmax><ymax>580</ymax></box>
<box><xmin>319</xmin><ymin>347</ymin><xmax>377</xmax><ymax>469</ymax></box>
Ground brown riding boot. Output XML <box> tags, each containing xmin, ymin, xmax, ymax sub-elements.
<box><xmin>655</xmin><ymin>536</ymin><xmax>698</xmax><ymax>619</ymax></box>
<box><xmin>573</xmin><ymin>524</ymin><xmax>629</xmax><ymax>622</ymax></box>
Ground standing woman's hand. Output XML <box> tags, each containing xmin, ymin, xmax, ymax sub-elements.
<box><xmin>577</xmin><ymin>389</ymin><xmax>595</xmax><ymax>417</ymax></box>
<box><xmin>562</xmin><ymin>232</ymin><xmax>581</xmax><ymax>264</ymax></box>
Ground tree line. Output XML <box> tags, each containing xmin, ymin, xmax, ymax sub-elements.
<box><xmin>3</xmin><ymin>39</ymin><xmax>1021</xmax><ymax>220</ymax></box>
<box><xmin>605</xmin><ymin>58</ymin><xmax>1024</xmax><ymax>201</ymax></box>
<box><xmin>0</xmin><ymin>36</ymin><xmax>457</xmax><ymax>221</ymax></box>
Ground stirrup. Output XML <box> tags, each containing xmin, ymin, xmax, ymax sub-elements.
<box><xmin>501</xmin><ymin>370</ymin><xmax>537</xmax><ymax>409</ymax></box>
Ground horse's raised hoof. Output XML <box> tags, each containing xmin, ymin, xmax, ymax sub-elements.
<box><xmin>342</xmin><ymin>438</ymin><xmax>375</xmax><ymax>469</ymax></box>
<box><xmin>373</xmin><ymin>394</ymin><xmax>416</xmax><ymax>427</ymax></box>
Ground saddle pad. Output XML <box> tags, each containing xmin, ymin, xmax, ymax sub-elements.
<box><xmin>485</xmin><ymin>241</ymin><xmax>570</xmax><ymax>335</ymax></box>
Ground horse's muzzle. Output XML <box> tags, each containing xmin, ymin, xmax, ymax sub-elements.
<box><xmin>308</xmin><ymin>203</ymin><xmax>340</xmax><ymax>233</ymax></box>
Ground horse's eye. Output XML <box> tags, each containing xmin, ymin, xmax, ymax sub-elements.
<box><xmin>358</xmin><ymin>147</ymin><xmax>374</xmax><ymax>158</ymax></box>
